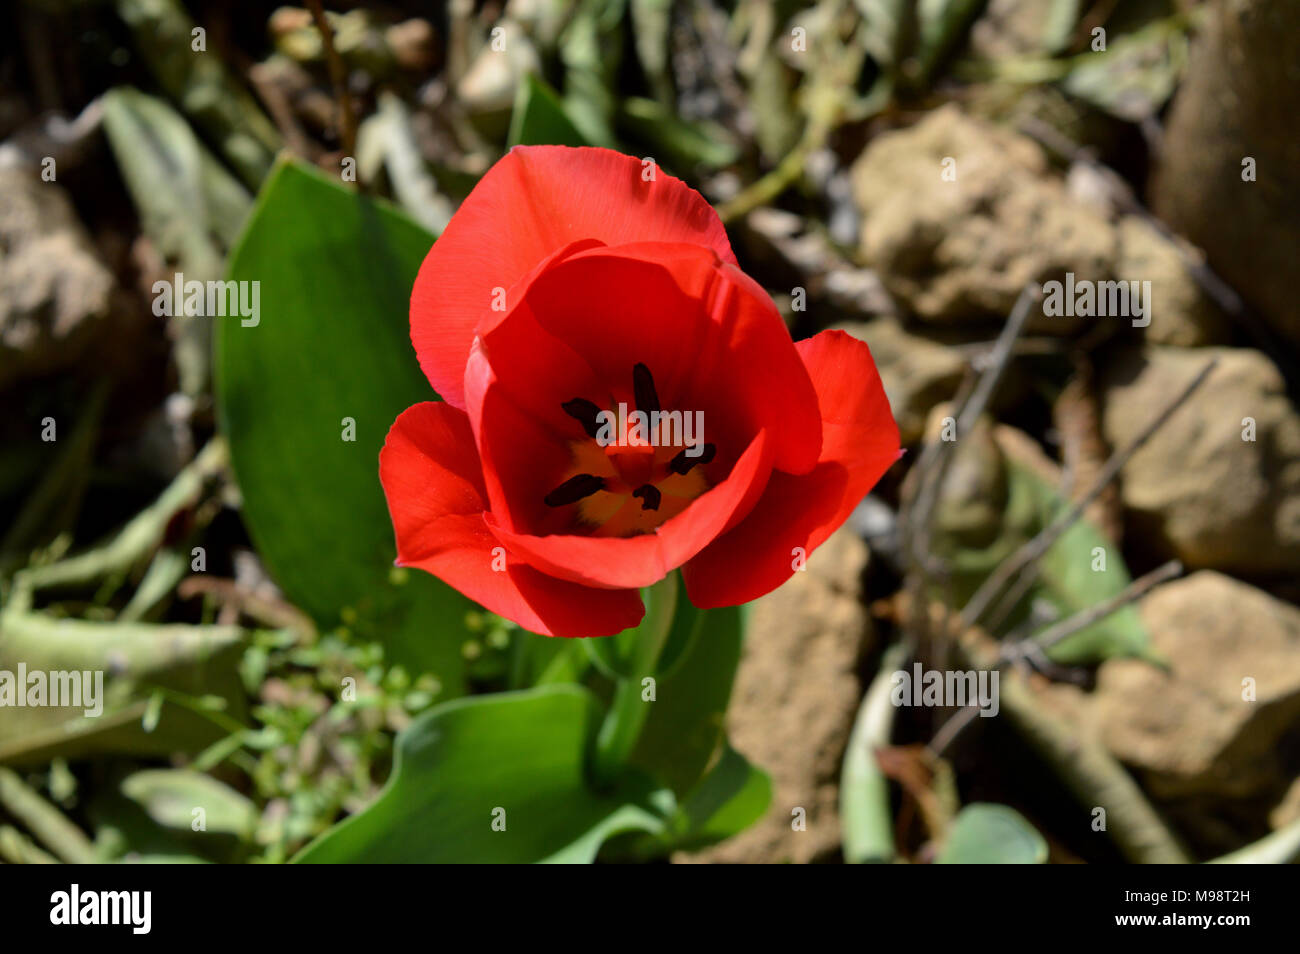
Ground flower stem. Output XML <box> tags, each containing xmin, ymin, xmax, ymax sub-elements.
<box><xmin>591</xmin><ymin>573</ymin><xmax>679</xmax><ymax>787</ymax></box>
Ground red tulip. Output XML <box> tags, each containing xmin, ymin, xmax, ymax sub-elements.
<box><xmin>380</xmin><ymin>146</ymin><xmax>899</xmax><ymax>637</ymax></box>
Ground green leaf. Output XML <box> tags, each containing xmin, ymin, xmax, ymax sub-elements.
<box><xmin>841</xmin><ymin>643</ymin><xmax>909</xmax><ymax>863</ymax></box>
<box><xmin>937</xmin><ymin>803</ymin><xmax>1048</xmax><ymax>864</ymax></box>
<box><xmin>930</xmin><ymin>445</ymin><xmax>1155</xmax><ymax>666</ymax></box>
<box><xmin>603</xmin><ymin>742</ymin><xmax>770</xmax><ymax>860</ymax></box>
<box><xmin>856</xmin><ymin>0</ymin><xmax>911</xmax><ymax>70</ymax></box>
<box><xmin>629</xmin><ymin>0</ymin><xmax>674</xmax><ymax>103</ymax></box>
<box><xmin>559</xmin><ymin>0</ymin><xmax>624</xmax><ymax>149</ymax></box>
<box><xmin>0</xmin><ymin>616</ymin><xmax>246</xmax><ymax>765</ymax></box>
<box><xmin>120</xmin><ymin>769</ymin><xmax>256</xmax><ymax>838</ymax></box>
<box><xmin>103</xmin><ymin>86</ymin><xmax>253</xmax><ymax>395</ymax></box>
<box><xmin>917</xmin><ymin>0</ymin><xmax>985</xmax><ymax>82</ymax></box>
<box><xmin>91</xmin><ymin>769</ymin><xmax>255</xmax><ymax>863</ymax></box>
<box><xmin>1022</xmin><ymin>461</ymin><xmax>1157</xmax><ymax>666</ymax></box>
<box><xmin>629</xmin><ymin>604</ymin><xmax>744</xmax><ymax>797</ymax></box>
<box><xmin>216</xmin><ymin>159</ymin><xmax>476</xmax><ymax>691</ymax></box>
<box><xmin>101</xmin><ymin>86</ymin><xmax>252</xmax><ymax>270</ymax></box>
<box><xmin>584</xmin><ymin>573</ymin><xmax>693</xmax><ymax>680</ymax></box>
<box><xmin>669</xmin><ymin>744</ymin><xmax>771</xmax><ymax>851</ymax></box>
<box><xmin>1042</xmin><ymin>0</ymin><xmax>1083</xmax><ymax>54</ymax></box>
<box><xmin>1061</xmin><ymin>18</ymin><xmax>1187</xmax><ymax>122</ymax></box>
<box><xmin>508</xmin><ymin>73</ymin><xmax>589</xmax><ymax>147</ymax></box>
<box><xmin>293</xmin><ymin>685</ymin><xmax>667</xmax><ymax>863</ymax></box>
<box><xmin>616</xmin><ymin>98</ymin><xmax>740</xmax><ymax>171</ymax></box>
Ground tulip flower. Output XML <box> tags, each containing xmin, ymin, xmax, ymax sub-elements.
<box><xmin>380</xmin><ymin>146</ymin><xmax>899</xmax><ymax>638</ymax></box>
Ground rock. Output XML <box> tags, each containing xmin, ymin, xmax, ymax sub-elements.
<box><xmin>970</xmin><ymin>0</ymin><xmax>1071</xmax><ymax>59</ymax></box>
<box><xmin>1094</xmin><ymin>571</ymin><xmax>1300</xmax><ymax>801</ymax></box>
<box><xmin>850</xmin><ymin>105</ymin><xmax>1116</xmax><ymax>332</ymax></box>
<box><xmin>1115</xmin><ymin>217</ymin><xmax>1230</xmax><ymax>347</ymax></box>
<box><xmin>835</xmin><ymin>317</ymin><xmax>964</xmax><ymax>444</ymax></box>
<box><xmin>1098</xmin><ymin>345</ymin><xmax>1300</xmax><ymax>575</ymax></box>
<box><xmin>456</xmin><ymin>22</ymin><xmax>539</xmax><ymax>116</ymax></box>
<box><xmin>0</xmin><ymin>168</ymin><xmax>114</xmax><ymax>389</ymax></box>
<box><xmin>676</xmin><ymin>528</ymin><xmax>872</xmax><ymax>863</ymax></box>
<box><xmin>386</xmin><ymin>19</ymin><xmax>437</xmax><ymax>72</ymax></box>
<box><xmin>1030</xmin><ymin>571</ymin><xmax>1300</xmax><ymax>855</ymax></box>
<box><xmin>1270</xmin><ymin>777</ymin><xmax>1300</xmax><ymax>830</ymax></box>
<box><xmin>740</xmin><ymin>208</ymin><xmax>897</xmax><ymax>324</ymax></box>
<box><xmin>1152</xmin><ymin>0</ymin><xmax>1300</xmax><ymax>350</ymax></box>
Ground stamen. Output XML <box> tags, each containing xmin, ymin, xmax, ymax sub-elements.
<box><xmin>668</xmin><ymin>442</ymin><xmax>716</xmax><ymax>475</ymax></box>
<box><xmin>561</xmin><ymin>398</ymin><xmax>603</xmax><ymax>439</ymax></box>
<box><xmin>632</xmin><ymin>362</ymin><xmax>660</xmax><ymax>415</ymax></box>
<box><xmin>632</xmin><ymin>484</ymin><xmax>662</xmax><ymax>512</ymax></box>
<box><xmin>544</xmin><ymin>473</ymin><xmax>605</xmax><ymax>507</ymax></box>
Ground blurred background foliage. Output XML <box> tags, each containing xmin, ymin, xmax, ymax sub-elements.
<box><xmin>1</xmin><ymin>0</ymin><xmax>1298</xmax><ymax>863</ymax></box>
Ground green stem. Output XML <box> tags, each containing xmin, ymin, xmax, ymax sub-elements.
<box><xmin>591</xmin><ymin>574</ymin><xmax>679</xmax><ymax>786</ymax></box>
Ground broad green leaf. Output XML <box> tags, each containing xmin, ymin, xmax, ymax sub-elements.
<box><xmin>604</xmin><ymin>742</ymin><xmax>770</xmax><ymax>860</ymax></box>
<box><xmin>293</xmin><ymin>685</ymin><xmax>666</xmax><ymax>863</ymax></box>
<box><xmin>508</xmin><ymin>73</ymin><xmax>588</xmax><ymax>147</ymax></box>
<box><xmin>937</xmin><ymin>803</ymin><xmax>1048</xmax><ymax>864</ymax></box>
<box><xmin>630</xmin><ymin>604</ymin><xmax>744</xmax><ymax>797</ymax></box>
<box><xmin>216</xmin><ymin>159</ymin><xmax>476</xmax><ymax>691</ymax></box>
<box><xmin>668</xmin><ymin>744</ymin><xmax>770</xmax><ymax>851</ymax></box>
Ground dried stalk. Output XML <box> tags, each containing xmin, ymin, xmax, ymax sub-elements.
<box><xmin>305</xmin><ymin>0</ymin><xmax>357</xmax><ymax>162</ymax></box>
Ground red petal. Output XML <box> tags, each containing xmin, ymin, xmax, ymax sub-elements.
<box><xmin>485</xmin><ymin>429</ymin><xmax>773</xmax><ymax>590</ymax></box>
<box><xmin>683</xmin><ymin>331</ymin><xmax>900</xmax><ymax>607</ymax></box>
<box><xmin>464</xmin><ymin>243</ymin><xmax>822</xmax><ymax>535</ymax></box>
<box><xmin>522</xmin><ymin>243</ymin><xmax>822</xmax><ymax>474</ymax></box>
<box><xmin>410</xmin><ymin>147</ymin><xmax>736</xmax><ymax>409</ymax></box>
<box><xmin>379</xmin><ymin>402</ymin><xmax>645</xmax><ymax>637</ymax></box>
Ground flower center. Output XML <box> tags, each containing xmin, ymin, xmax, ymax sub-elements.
<box><xmin>543</xmin><ymin>363</ymin><xmax>715</xmax><ymax>537</ymax></box>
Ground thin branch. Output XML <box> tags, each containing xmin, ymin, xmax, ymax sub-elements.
<box><xmin>1019</xmin><ymin>559</ymin><xmax>1182</xmax><ymax>656</ymax></box>
<box><xmin>928</xmin><ymin>703</ymin><xmax>980</xmax><ymax>758</ymax></box>
<box><xmin>929</xmin><ymin>561</ymin><xmax>1180</xmax><ymax>761</ymax></box>
<box><xmin>960</xmin><ymin>358</ymin><xmax>1218</xmax><ymax>630</ymax></box>
<box><xmin>305</xmin><ymin>0</ymin><xmax>356</xmax><ymax>162</ymax></box>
